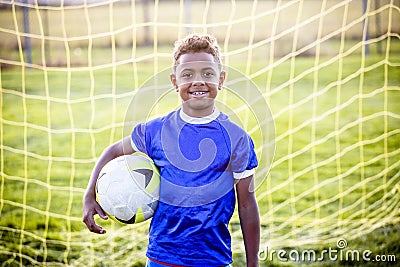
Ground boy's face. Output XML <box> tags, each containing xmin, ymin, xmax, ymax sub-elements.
<box><xmin>171</xmin><ymin>52</ymin><xmax>225</xmax><ymax>117</ymax></box>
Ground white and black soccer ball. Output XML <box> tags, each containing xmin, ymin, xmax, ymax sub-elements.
<box><xmin>95</xmin><ymin>152</ymin><xmax>160</xmax><ymax>224</ymax></box>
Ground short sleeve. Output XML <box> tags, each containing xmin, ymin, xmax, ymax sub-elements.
<box><xmin>231</xmin><ymin>134</ymin><xmax>258</xmax><ymax>180</ymax></box>
<box><xmin>131</xmin><ymin>123</ymin><xmax>147</xmax><ymax>154</ymax></box>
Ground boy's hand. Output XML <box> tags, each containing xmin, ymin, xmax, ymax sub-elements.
<box><xmin>82</xmin><ymin>193</ymin><xmax>108</xmax><ymax>234</ymax></box>
<box><xmin>82</xmin><ymin>137</ymin><xmax>135</xmax><ymax>234</ymax></box>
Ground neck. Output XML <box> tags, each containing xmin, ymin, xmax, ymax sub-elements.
<box><xmin>182</xmin><ymin>107</ymin><xmax>214</xmax><ymax>118</ymax></box>
<box><xmin>179</xmin><ymin>106</ymin><xmax>220</xmax><ymax>124</ymax></box>
<box><xmin>181</xmin><ymin>100</ymin><xmax>215</xmax><ymax>118</ymax></box>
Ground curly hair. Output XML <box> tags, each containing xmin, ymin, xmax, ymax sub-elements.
<box><xmin>173</xmin><ymin>33</ymin><xmax>222</xmax><ymax>65</ymax></box>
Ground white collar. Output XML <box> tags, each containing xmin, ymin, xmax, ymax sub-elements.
<box><xmin>179</xmin><ymin>107</ymin><xmax>220</xmax><ymax>124</ymax></box>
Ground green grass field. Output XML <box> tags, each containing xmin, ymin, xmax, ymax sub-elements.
<box><xmin>1</xmin><ymin>0</ymin><xmax>400</xmax><ymax>265</ymax></box>
<box><xmin>1</xmin><ymin>40</ymin><xmax>399</xmax><ymax>266</ymax></box>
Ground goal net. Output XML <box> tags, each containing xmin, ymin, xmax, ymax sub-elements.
<box><xmin>1</xmin><ymin>0</ymin><xmax>399</xmax><ymax>266</ymax></box>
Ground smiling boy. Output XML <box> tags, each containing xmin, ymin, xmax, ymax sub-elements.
<box><xmin>83</xmin><ymin>33</ymin><xmax>260</xmax><ymax>267</ymax></box>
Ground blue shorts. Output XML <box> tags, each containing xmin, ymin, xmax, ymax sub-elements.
<box><xmin>146</xmin><ymin>258</ymin><xmax>233</xmax><ymax>267</ymax></box>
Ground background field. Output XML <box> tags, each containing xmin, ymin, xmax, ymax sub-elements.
<box><xmin>1</xmin><ymin>0</ymin><xmax>400</xmax><ymax>266</ymax></box>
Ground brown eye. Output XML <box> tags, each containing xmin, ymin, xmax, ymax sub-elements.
<box><xmin>202</xmin><ymin>71</ymin><xmax>215</xmax><ymax>78</ymax></box>
<box><xmin>182</xmin><ymin>72</ymin><xmax>193</xmax><ymax>79</ymax></box>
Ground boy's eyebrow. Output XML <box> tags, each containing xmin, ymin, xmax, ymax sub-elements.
<box><xmin>177</xmin><ymin>66</ymin><xmax>218</xmax><ymax>72</ymax></box>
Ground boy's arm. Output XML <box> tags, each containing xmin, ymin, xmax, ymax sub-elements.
<box><xmin>236</xmin><ymin>175</ymin><xmax>260</xmax><ymax>267</ymax></box>
<box><xmin>82</xmin><ymin>136</ymin><xmax>135</xmax><ymax>234</ymax></box>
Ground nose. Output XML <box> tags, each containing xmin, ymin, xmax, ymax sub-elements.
<box><xmin>192</xmin><ymin>80</ymin><xmax>205</xmax><ymax>86</ymax></box>
<box><xmin>191</xmin><ymin>72</ymin><xmax>206</xmax><ymax>85</ymax></box>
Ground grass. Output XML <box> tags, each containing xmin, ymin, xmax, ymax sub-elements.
<box><xmin>1</xmin><ymin>17</ymin><xmax>400</xmax><ymax>267</ymax></box>
<box><xmin>1</xmin><ymin>44</ymin><xmax>399</xmax><ymax>266</ymax></box>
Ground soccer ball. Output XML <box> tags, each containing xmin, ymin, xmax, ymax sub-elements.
<box><xmin>95</xmin><ymin>152</ymin><xmax>160</xmax><ymax>224</ymax></box>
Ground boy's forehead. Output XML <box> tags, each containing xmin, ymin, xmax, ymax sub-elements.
<box><xmin>175</xmin><ymin>52</ymin><xmax>221</xmax><ymax>72</ymax></box>
<box><xmin>179</xmin><ymin>52</ymin><xmax>215</xmax><ymax>63</ymax></box>
<box><xmin>176</xmin><ymin>61</ymin><xmax>220</xmax><ymax>72</ymax></box>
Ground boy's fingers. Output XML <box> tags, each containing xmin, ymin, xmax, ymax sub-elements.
<box><xmin>96</xmin><ymin>206</ymin><xmax>108</xmax><ymax>220</ymax></box>
<box><xmin>83</xmin><ymin>210</ymin><xmax>107</xmax><ymax>234</ymax></box>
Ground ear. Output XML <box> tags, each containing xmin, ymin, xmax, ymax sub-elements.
<box><xmin>218</xmin><ymin>71</ymin><xmax>226</xmax><ymax>90</ymax></box>
<box><xmin>170</xmin><ymin>73</ymin><xmax>178</xmax><ymax>92</ymax></box>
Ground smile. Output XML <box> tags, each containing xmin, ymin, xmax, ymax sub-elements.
<box><xmin>190</xmin><ymin>91</ymin><xmax>208</xmax><ymax>96</ymax></box>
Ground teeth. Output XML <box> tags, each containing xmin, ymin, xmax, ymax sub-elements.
<box><xmin>192</xmin><ymin>92</ymin><xmax>206</xmax><ymax>95</ymax></box>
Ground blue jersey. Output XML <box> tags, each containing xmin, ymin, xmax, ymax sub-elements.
<box><xmin>131</xmin><ymin>108</ymin><xmax>258</xmax><ymax>266</ymax></box>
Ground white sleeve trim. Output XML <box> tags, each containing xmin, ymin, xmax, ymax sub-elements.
<box><xmin>130</xmin><ymin>139</ymin><xmax>139</xmax><ymax>152</ymax></box>
<box><xmin>233</xmin><ymin>168</ymin><xmax>255</xmax><ymax>180</ymax></box>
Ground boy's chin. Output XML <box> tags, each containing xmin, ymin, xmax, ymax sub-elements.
<box><xmin>182</xmin><ymin>98</ymin><xmax>215</xmax><ymax>115</ymax></box>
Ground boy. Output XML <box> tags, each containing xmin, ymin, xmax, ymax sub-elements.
<box><xmin>82</xmin><ymin>33</ymin><xmax>260</xmax><ymax>266</ymax></box>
